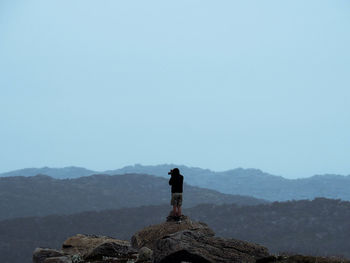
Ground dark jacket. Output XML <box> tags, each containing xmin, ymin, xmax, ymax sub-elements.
<box><xmin>169</xmin><ymin>174</ymin><xmax>184</xmax><ymax>193</ymax></box>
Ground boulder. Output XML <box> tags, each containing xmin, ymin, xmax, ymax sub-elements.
<box><xmin>153</xmin><ymin>229</ymin><xmax>269</xmax><ymax>263</ymax></box>
<box><xmin>33</xmin><ymin>248</ymin><xmax>68</xmax><ymax>263</ymax></box>
<box><xmin>131</xmin><ymin>215</ymin><xmax>214</xmax><ymax>250</ymax></box>
<box><xmin>84</xmin><ymin>241</ymin><xmax>137</xmax><ymax>261</ymax></box>
<box><xmin>61</xmin><ymin>234</ymin><xmax>133</xmax><ymax>259</ymax></box>
<box><xmin>136</xmin><ymin>246</ymin><xmax>153</xmax><ymax>262</ymax></box>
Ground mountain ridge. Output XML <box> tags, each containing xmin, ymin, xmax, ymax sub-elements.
<box><xmin>0</xmin><ymin>172</ymin><xmax>266</xmax><ymax>221</ymax></box>
<box><xmin>2</xmin><ymin>164</ymin><xmax>349</xmax><ymax>180</ymax></box>
<box><xmin>1</xmin><ymin>164</ymin><xmax>350</xmax><ymax>201</ymax></box>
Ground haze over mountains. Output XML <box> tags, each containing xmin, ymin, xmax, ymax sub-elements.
<box><xmin>1</xmin><ymin>164</ymin><xmax>350</xmax><ymax>201</ymax></box>
<box><xmin>0</xmin><ymin>173</ymin><xmax>265</xmax><ymax>221</ymax></box>
<box><xmin>1</xmin><ymin>166</ymin><xmax>350</xmax><ymax>262</ymax></box>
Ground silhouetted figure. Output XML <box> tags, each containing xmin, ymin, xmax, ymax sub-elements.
<box><xmin>168</xmin><ymin>168</ymin><xmax>184</xmax><ymax>218</ymax></box>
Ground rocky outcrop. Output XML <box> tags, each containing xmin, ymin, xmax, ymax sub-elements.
<box><xmin>33</xmin><ymin>234</ymin><xmax>137</xmax><ymax>263</ymax></box>
<box><xmin>33</xmin><ymin>215</ymin><xmax>350</xmax><ymax>263</ymax></box>
<box><xmin>62</xmin><ymin>234</ymin><xmax>135</xmax><ymax>260</ymax></box>
<box><xmin>131</xmin><ymin>215</ymin><xmax>214</xmax><ymax>250</ymax></box>
<box><xmin>153</xmin><ymin>229</ymin><xmax>269</xmax><ymax>263</ymax></box>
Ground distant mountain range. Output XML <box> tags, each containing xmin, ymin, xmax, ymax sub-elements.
<box><xmin>1</xmin><ymin>164</ymin><xmax>350</xmax><ymax>201</ymax></box>
<box><xmin>1</xmin><ymin>198</ymin><xmax>349</xmax><ymax>263</ymax></box>
<box><xmin>0</xmin><ymin>166</ymin><xmax>95</xmax><ymax>179</ymax></box>
<box><xmin>0</xmin><ymin>173</ymin><xmax>265</xmax><ymax>221</ymax></box>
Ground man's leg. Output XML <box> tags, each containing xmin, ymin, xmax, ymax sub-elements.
<box><xmin>173</xmin><ymin>205</ymin><xmax>177</xmax><ymax>216</ymax></box>
<box><xmin>178</xmin><ymin>206</ymin><xmax>182</xmax><ymax>216</ymax></box>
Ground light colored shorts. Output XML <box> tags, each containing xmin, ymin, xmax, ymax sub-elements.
<box><xmin>171</xmin><ymin>193</ymin><xmax>183</xmax><ymax>207</ymax></box>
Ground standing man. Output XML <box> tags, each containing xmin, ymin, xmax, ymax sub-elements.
<box><xmin>168</xmin><ymin>168</ymin><xmax>184</xmax><ymax>218</ymax></box>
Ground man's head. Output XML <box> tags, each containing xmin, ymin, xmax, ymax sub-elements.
<box><xmin>168</xmin><ymin>168</ymin><xmax>180</xmax><ymax>176</ymax></box>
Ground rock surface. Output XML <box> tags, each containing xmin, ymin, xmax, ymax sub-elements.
<box><xmin>33</xmin><ymin>248</ymin><xmax>68</xmax><ymax>263</ymax></box>
<box><xmin>153</xmin><ymin>229</ymin><xmax>269</xmax><ymax>263</ymax></box>
<box><xmin>84</xmin><ymin>241</ymin><xmax>136</xmax><ymax>261</ymax></box>
<box><xmin>34</xmin><ymin>234</ymin><xmax>136</xmax><ymax>263</ymax></box>
<box><xmin>43</xmin><ymin>256</ymin><xmax>71</xmax><ymax>263</ymax></box>
<box><xmin>62</xmin><ymin>234</ymin><xmax>132</xmax><ymax>257</ymax></box>
<box><xmin>136</xmin><ymin>246</ymin><xmax>153</xmax><ymax>262</ymax></box>
<box><xmin>131</xmin><ymin>215</ymin><xmax>214</xmax><ymax>250</ymax></box>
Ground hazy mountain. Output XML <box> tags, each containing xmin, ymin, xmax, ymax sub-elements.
<box><xmin>188</xmin><ymin>198</ymin><xmax>350</xmax><ymax>257</ymax></box>
<box><xmin>0</xmin><ymin>173</ymin><xmax>265</xmax><ymax>221</ymax></box>
<box><xmin>1</xmin><ymin>198</ymin><xmax>349</xmax><ymax>263</ymax></box>
<box><xmin>0</xmin><ymin>166</ymin><xmax>96</xmax><ymax>179</ymax></box>
<box><xmin>108</xmin><ymin>164</ymin><xmax>350</xmax><ymax>201</ymax></box>
<box><xmin>1</xmin><ymin>164</ymin><xmax>350</xmax><ymax>201</ymax></box>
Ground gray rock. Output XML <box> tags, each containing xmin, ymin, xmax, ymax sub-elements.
<box><xmin>70</xmin><ymin>254</ymin><xmax>83</xmax><ymax>263</ymax></box>
<box><xmin>33</xmin><ymin>248</ymin><xmax>67</xmax><ymax>263</ymax></box>
<box><xmin>131</xmin><ymin>215</ymin><xmax>214</xmax><ymax>250</ymax></box>
<box><xmin>153</xmin><ymin>230</ymin><xmax>269</xmax><ymax>263</ymax></box>
<box><xmin>84</xmin><ymin>241</ymin><xmax>136</xmax><ymax>261</ymax></box>
<box><xmin>136</xmin><ymin>247</ymin><xmax>153</xmax><ymax>262</ymax></box>
<box><xmin>44</xmin><ymin>256</ymin><xmax>71</xmax><ymax>263</ymax></box>
<box><xmin>62</xmin><ymin>234</ymin><xmax>131</xmax><ymax>257</ymax></box>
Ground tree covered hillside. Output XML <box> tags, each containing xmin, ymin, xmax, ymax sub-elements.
<box><xmin>0</xmin><ymin>173</ymin><xmax>265</xmax><ymax>220</ymax></box>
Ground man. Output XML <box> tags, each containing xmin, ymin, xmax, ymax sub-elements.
<box><xmin>168</xmin><ymin>168</ymin><xmax>184</xmax><ymax>218</ymax></box>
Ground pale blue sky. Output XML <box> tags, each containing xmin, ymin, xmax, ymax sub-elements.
<box><xmin>1</xmin><ymin>0</ymin><xmax>349</xmax><ymax>178</ymax></box>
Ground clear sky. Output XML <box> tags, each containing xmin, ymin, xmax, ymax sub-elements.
<box><xmin>1</xmin><ymin>0</ymin><xmax>349</xmax><ymax>178</ymax></box>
